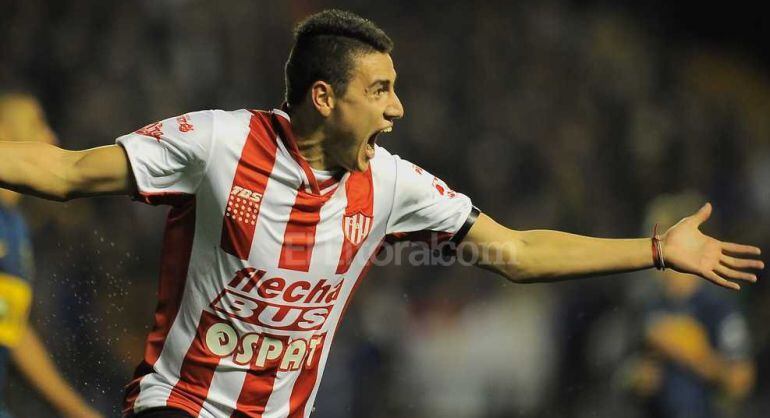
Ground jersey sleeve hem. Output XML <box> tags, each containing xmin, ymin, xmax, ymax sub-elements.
<box><xmin>115</xmin><ymin>141</ymin><xmax>193</xmax><ymax>206</ymax></box>
<box><xmin>451</xmin><ymin>205</ymin><xmax>481</xmax><ymax>244</ymax></box>
<box><xmin>115</xmin><ymin>140</ymin><xmax>150</xmax><ymax>201</ymax></box>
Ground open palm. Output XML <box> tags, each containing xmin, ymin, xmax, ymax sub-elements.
<box><xmin>662</xmin><ymin>203</ymin><xmax>764</xmax><ymax>290</ymax></box>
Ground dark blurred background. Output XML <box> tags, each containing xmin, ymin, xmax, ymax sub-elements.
<box><xmin>1</xmin><ymin>0</ymin><xmax>768</xmax><ymax>417</ymax></box>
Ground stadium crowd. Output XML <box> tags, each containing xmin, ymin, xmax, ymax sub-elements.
<box><xmin>1</xmin><ymin>1</ymin><xmax>768</xmax><ymax>417</ymax></box>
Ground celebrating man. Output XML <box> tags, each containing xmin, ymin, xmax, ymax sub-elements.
<box><xmin>0</xmin><ymin>10</ymin><xmax>763</xmax><ymax>418</ymax></box>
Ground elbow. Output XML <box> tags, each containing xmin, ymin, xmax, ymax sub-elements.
<box><xmin>490</xmin><ymin>252</ymin><xmax>537</xmax><ymax>284</ymax></box>
<box><xmin>502</xmin><ymin>266</ymin><xmax>539</xmax><ymax>284</ymax></box>
<box><xmin>54</xmin><ymin>189</ymin><xmax>76</xmax><ymax>202</ymax></box>
<box><xmin>46</xmin><ymin>173</ymin><xmax>77</xmax><ymax>202</ymax></box>
<box><xmin>480</xmin><ymin>235</ymin><xmax>538</xmax><ymax>284</ymax></box>
<box><xmin>496</xmin><ymin>243</ymin><xmax>546</xmax><ymax>284</ymax></box>
<box><xmin>55</xmin><ymin>150</ymin><xmax>84</xmax><ymax>201</ymax></box>
<box><xmin>41</xmin><ymin>186</ymin><xmax>74</xmax><ymax>202</ymax></box>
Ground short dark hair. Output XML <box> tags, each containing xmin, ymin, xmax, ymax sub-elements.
<box><xmin>284</xmin><ymin>9</ymin><xmax>393</xmax><ymax>107</ymax></box>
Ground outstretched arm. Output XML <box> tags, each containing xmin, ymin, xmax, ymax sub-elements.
<box><xmin>0</xmin><ymin>142</ymin><xmax>132</xmax><ymax>201</ymax></box>
<box><xmin>11</xmin><ymin>328</ymin><xmax>103</xmax><ymax>418</ymax></box>
<box><xmin>462</xmin><ymin>203</ymin><xmax>763</xmax><ymax>290</ymax></box>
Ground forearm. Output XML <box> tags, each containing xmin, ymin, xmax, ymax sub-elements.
<box><xmin>11</xmin><ymin>328</ymin><xmax>98</xmax><ymax>417</ymax></box>
<box><xmin>0</xmin><ymin>141</ymin><xmax>74</xmax><ymax>200</ymax></box>
<box><xmin>678</xmin><ymin>350</ymin><xmax>754</xmax><ymax>398</ymax></box>
<box><xmin>511</xmin><ymin>230</ymin><xmax>653</xmax><ymax>282</ymax></box>
<box><xmin>0</xmin><ymin>141</ymin><xmax>131</xmax><ymax>201</ymax></box>
<box><xmin>464</xmin><ymin>214</ymin><xmax>656</xmax><ymax>283</ymax></box>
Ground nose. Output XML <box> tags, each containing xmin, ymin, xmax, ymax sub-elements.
<box><xmin>386</xmin><ymin>92</ymin><xmax>404</xmax><ymax>121</ymax></box>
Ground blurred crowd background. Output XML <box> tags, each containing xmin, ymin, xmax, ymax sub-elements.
<box><xmin>1</xmin><ymin>0</ymin><xmax>768</xmax><ymax>417</ymax></box>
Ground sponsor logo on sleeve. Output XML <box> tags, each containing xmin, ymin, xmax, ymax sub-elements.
<box><xmin>176</xmin><ymin>114</ymin><xmax>195</xmax><ymax>133</ymax></box>
<box><xmin>432</xmin><ymin>176</ymin><xmax>457</xmax><ymax>198</ymax></box>
<box><xmin>135</xmin><ymin>121</ymin><xmax>164</xmax><ymax>141</ymax></box>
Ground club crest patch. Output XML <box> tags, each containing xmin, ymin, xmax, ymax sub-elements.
<box><xmin>343</xmin><ymin>213</ymin><xmax>372</xmax><ymax>246</ymax></box>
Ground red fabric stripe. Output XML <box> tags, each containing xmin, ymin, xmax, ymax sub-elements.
<box><xmin>271</xmin><ymin>112</ymin><xmax>320</xmax><ymax>195</ymax></box>
<box><xmin>123</xmin><ymin>195</ymin><xmax>196</xmax><ymax>415</ymax></box>
<box><xmin>335</xmin><ymin>169</ymin><xmax>374</xmax><ymax>274</ymax></box>
<box><xmin>278</xmin><ymin>187</ymin><xmax>332</xmax><ymax>272</ymax></box>
<box><xmin>220</xmin><ymin>112</ymin><xmax>279</xmax><ymax>259</ymax></box>
<box><xmin>231</xmin><ymin>331</ymin><xmax>292</xmax><ymax>417</ymax></box>
<box><xmin>286</xmin><ymin>336</ymin><xmax>325</xmax><ymax>418</ymax></box>
<box><xmin>288</xmin><ymin>239</ymin><xmax>384</xmax><ymax>417</ymax></box>
<box><xmin>317</xmin><ymin>171</ymin><xmax>344</xmax><ymax>191</ymax></box>
<box><xmin>166</xmin><ymin>311</ymin><xmax>225</xmax><ymax>415</ymax></box>
<box><xmin>230</xmin><ymin>358</ymin><xmax>281</xmax><ymax>417</ymax></box>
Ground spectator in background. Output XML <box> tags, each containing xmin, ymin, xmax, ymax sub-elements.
<box><xmin>0</xmin><ymin>93</ymin><xmax>101</xmax><ymax>418</ymax></box>
<box><xmin>625</xmin><ymin>193</ymin><xmax>755</xmax><ymax>418</ymax></box>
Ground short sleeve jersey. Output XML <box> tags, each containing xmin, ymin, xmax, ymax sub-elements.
<box><xmin>116</xmin><ymin>109</ymin><xmax>475</xmax><ymax>418</ymax></box>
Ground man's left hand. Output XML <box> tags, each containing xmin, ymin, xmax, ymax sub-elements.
<box><xmin>662</xmin><ymin>203</ymin><xmax>764</xmax><ymax>290</ymax></box>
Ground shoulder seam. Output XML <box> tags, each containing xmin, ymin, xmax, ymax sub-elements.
<box><xmin>194</xmin><ymin>109</ymin><xmax>219</xmax><ymax>192</ymax></box>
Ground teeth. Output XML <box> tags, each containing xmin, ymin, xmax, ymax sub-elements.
<box><xmin>381</xmin><ymin>127</ymin><xmax>392</xmax><ymax>133</ymax></box>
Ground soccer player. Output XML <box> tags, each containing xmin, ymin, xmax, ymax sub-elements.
<box><xmin>0</xmin><ymin>93</ymin><xmax>102</xmax><ymax>418</ymax></box>
<box><xmin>0</xmin><ymin>9</ymin><xmax>763</xmax><ymax>418</ymax></box>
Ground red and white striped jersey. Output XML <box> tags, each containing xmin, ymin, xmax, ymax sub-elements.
<box><xmin>116</xmin><ymin>108</ymin><xmax>474</xmax><ymax>417</ymax></box>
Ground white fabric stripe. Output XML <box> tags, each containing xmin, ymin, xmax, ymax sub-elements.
<box><xmin>273</xmin><ymin>108</ymin><xmax>291</xmax><ymax>121</ymax></box>
<box><xmin>297</xmin><ymin>173</ymin><xmax>386</xmax><ymax>417</ymax></box>
<box><xmin>133</xmin><ymin>110</ymin><xmax>253</xmax><ymax>414</ymax></box>
<box><xmin>261</xmin><ymin>370</ymin><xmax>301</xmax><ymax>418</ymax></box>
<box><xmin>133</xmin><ymin>243</ymin><xmax>210</xmax><ymax>412</ymax></box>
<box><xmin>198</xmin><ymin>357</ymin><xmax>246</xmax><ymax>417</ymax></box>
<box><xmin>203</xmin><ymin>129</ymin><xmax>305</xmax><ymax>414</ymax></box>
<box><xmin>310</xmin><ymin>181</ymin><xmax>349</xmax><ymax>275</ymax></box>
<box><xmin>248</xmin><ymin>135</ymin><xmax>302</xmax><ymax>268</ymax></box>
<box><xmin>301</xmin><ymin>236</ymin><xmax>383</xmax><ymax>417</ymax></box>
<box><xmin>275</xmin><ymin>132</ymin><xmax>310</xmax><ymax>193</ymax></box>
<box><xmin>260</xmin><ymin>181</ymin><xmax>349</xmax><ymax>417</ymax></box>
<box><xmin>319</xmin><ymin>184</ymin><xmax>338</xmax><ymax>195</ymax></box>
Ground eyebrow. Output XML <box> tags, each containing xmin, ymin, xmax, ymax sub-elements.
<box><xmin>368</xmin><ymin>79</ymin><xmax>391</xmax><ymax>90</ymax></box>
<box><xmin>367</xmin><ymin>73</ymin><xmax>397</xmax><ymax>90</ymax></box>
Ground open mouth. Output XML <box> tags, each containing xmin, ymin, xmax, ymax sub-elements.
<box><xmin>365</xmin><ymin>126</ymin><xmax>393</xmax><ymax>159</ymax></box>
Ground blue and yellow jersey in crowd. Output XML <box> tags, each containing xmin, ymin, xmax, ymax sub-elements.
<box><xmin>0</xmin><ymin>202</ymin><xmax>34</xmax><ymax>394</ymax></box>
<box><xmin>643</xmin><ymin>286</ymin><xmax>751</xmax><ymax>418</ymax></box>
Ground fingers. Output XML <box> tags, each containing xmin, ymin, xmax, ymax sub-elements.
<box><xmin>691</xmin><ymin>202</ymin><xmax>712</xmax><ymax>226</ymax></box>
<box><xmin>715</xmin><ymin>264</ymin><xmax>758</xmax><ymax>283</ymax></box>
<box><xmin>721</xmin><ymin>255</ymin><xmax>765</xmax><ymax>270</ymax></box>
<box><xmin>722</xmin><ymin>241</ymin><xmax>762</xmax><ymax>256</ymax></box>
<box><xmin>705</xmin><ymin>271</ymin><xmax>741</xmax><ymax>291</ymax></box>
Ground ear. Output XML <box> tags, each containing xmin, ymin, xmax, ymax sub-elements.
<box><xmin>310</xmin><ymin>81</ymin><xmax>335</xmax><ymax>117</ymax></box>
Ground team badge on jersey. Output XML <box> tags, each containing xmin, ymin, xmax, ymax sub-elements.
<box><xmin>343</xmin><ymin>213</ymin><xmax>372</xmax><ymax>246</ymax></box>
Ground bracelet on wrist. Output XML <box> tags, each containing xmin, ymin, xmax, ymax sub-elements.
<box><xmin>652</xmin><ymin>223</ymin><xmax>666</xmax><ymax>270</ymax></box>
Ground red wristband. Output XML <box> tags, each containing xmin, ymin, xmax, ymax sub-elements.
<box><xmin>652</xmin><ymin>223</ymin><xmax>666</xmax><ymax>270</ymax></box>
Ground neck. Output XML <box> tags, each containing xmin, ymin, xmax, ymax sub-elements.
<box><xmin>287</xmin><ymin>105</ymin><xmax>337</xmax><ymax>171</ymax></box>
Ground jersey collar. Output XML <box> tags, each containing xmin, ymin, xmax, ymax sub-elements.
<box><xmin>271</xmin><ymin>108</ymin><xmax>322</xmax><ymax>195</ymax></box>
